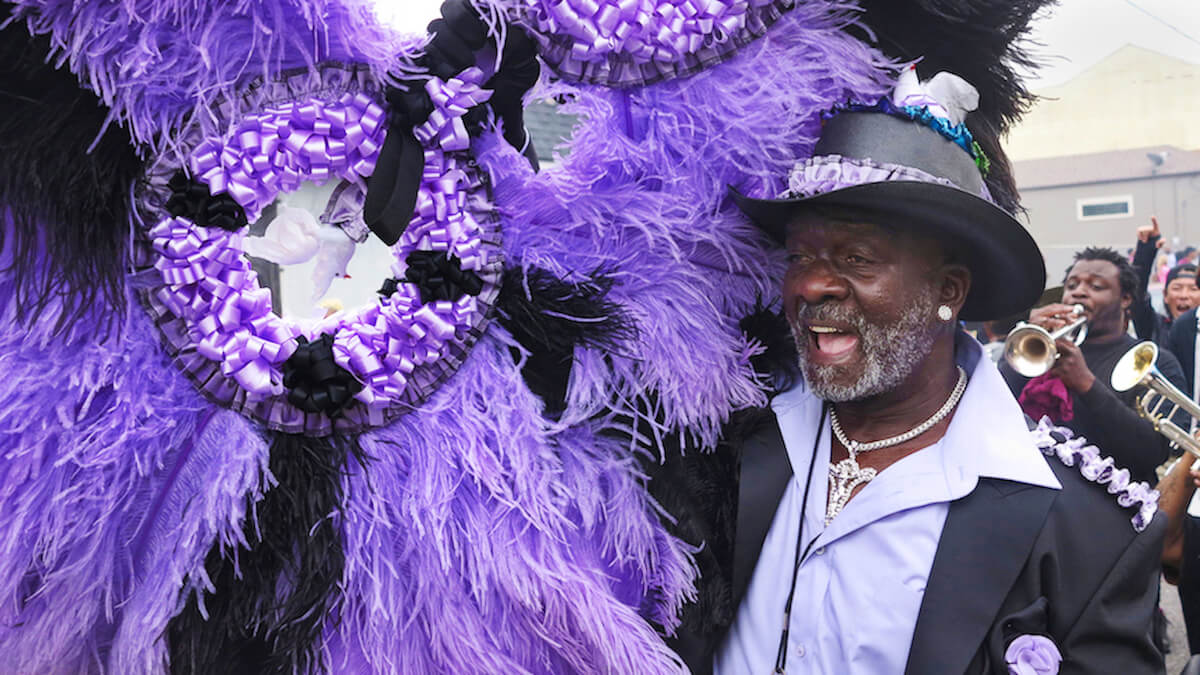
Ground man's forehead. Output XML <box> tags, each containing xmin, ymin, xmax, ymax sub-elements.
<box><xmin>1067</xmin><ymin>259</ymin><xmax>1119</xmax><ymax>278</ymax></box>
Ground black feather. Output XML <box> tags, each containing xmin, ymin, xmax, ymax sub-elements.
<box><xmin>495</xmin><ymin>266</ymin><xmax>635</xmax><ymax>417</ymax></box>
<box><xmin>633</xmin><ymin>414</ymin><xmax>738</xmax><ymax>644</ymax></box>
<box><xmin>167</xmin><ymin>434</ymin><xmax>365</xmax><ymax>675</ymax></box>
<box><xmin>0</xmin><ymin>8</ymin><xmax>144</xmax><ymax>331</ymax></box>
<box><xmin>614</xmin><ymin>400</ymin><xmax>782</xmax><ymax>665</ymax></box>
<box><xmin>850</xmin><ymin>0</ymin><xmax>1057</xmax><ymax>212</ymax></box>
<box><xmin>739</xmin><ymin>302</ymin><xmax>799</xmax><ymax>394</ymax></box>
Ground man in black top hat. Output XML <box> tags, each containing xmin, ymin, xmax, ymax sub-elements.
<box><xmin>663</xmin><ymin>69</ymin><xmax>1166</xmax><ymax>675</ymax></box>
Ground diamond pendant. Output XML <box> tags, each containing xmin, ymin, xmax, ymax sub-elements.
<box><xmin>826</xmin><ymin>448</ymin><xmax>877</xmax><ymax>524</ymax></box>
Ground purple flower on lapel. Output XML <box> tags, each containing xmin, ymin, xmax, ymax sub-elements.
<box><xmin>1005</xmin><ymin>634</ymin><xmax>1062</xmax><ymax>675</ymax></box>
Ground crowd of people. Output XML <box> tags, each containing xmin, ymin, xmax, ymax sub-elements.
<box><xmin>962</xmin><ymin>218</ymin><xmax>1200</xmax><ymax>670</ymax></box>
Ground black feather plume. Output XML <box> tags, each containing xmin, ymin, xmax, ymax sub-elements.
<box><xmin>629</xmin><ymin>406</ymin><xmax>738</xmax><ymax>656</ymax></box>
<box><xmin>739</xmin><ymin>302</ymin><xmax>798</xmax><ymax>394</ymax></box>
<box><xmin>167</xmin><ymin>434</ymin><xmax>365</xmax><ymax>675</ymax></box>
<box><xmin>850</xmin><ymin>0</ymin><xmax>1057</xmax><ymax>212</ymax></box>
<box><xmin>0</xmin><ymin>9</ymin><xmax>144</xmax><ymax>331</ymax></box>
<box><xmin>495</xmin><ymin>266</ymin><xmax>635</xmax><ymax>417</ymax></box>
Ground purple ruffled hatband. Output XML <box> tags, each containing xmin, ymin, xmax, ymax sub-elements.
<box><xmin>782</xmin><ymin>154</ymin><xmax>982</xmax><ymax>200</ymax></box>
<box><xmin>1031</xmin><ymin>418</ymin><xmax>1159</xmax><ymax>532</ymax></box>
<box><xmin>137</xmin><ymin>64</ymin><xmax>503</xmax><ymax>436</ymax></box>
<box><xmin>524</xmin><ymin>0</ymin><xmax>796</xmax><ymax>87</ymax></box>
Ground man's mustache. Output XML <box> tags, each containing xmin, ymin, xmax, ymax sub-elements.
<box><xmin>793</xmin><ymin>303</ymin><xmax>867</xmax><ymax>330</ymax></box>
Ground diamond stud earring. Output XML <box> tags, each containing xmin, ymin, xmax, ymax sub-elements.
<box><xmin>937</xmin><ymin>304</ymin><xmax>953</xmax><ymax>322</ymax></box>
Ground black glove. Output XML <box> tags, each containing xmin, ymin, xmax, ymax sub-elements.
<box><xmin>429</xmin><ymin>0</ymin><xmax>540</xmax><ymax>153</ymax></box>
<box><xmin>364</xmin><ymin>0</ymin><xmax>540</xmax><ymax>245</ymax></box>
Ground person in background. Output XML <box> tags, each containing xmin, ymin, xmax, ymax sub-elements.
<box><xmin>1000</xmin><ymin>247</ymin><xmax>1188</xmax><ymax>485</ymax></box>
<box><xmin>1158</xmin><ymin>458</ymin><xmax>1200</xmax><ymax>660</ymax></box>
<box><xmin>1133</xmin><ymin>217</ymin><xmax>1200</xmax><ymax>346</ymax></box>
<box><xmin>964</xmin><ymin>316</ymin><xmax>1022</xmax><ymax>363</ymax></box>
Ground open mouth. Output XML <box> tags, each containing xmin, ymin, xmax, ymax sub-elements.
<box><xmin>807</xmin><ymin>324</ymin><xmax>860</xmax><ymax>362</ymax></box>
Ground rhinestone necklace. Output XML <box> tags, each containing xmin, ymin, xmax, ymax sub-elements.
<box><xmin>825</xmin><ymin>366</ymin><xmax>967</xmax><ymax>524</ymax></box>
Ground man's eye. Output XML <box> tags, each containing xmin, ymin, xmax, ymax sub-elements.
<box><xmin>787</xmin><ymin>253</ymin><xmax>812</xmax><ymax>265</ymax></box>
<box><xmin>846</xmin><ymin>255</ymin><xmax>870</xmax><ymax>265</ymax></box>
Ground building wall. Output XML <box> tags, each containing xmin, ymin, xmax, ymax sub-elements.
<box><xmin>1006</xmin><ymin>46</ymin><xmax>1200</xmax><ymax>161</ymax></box>
<box><xmin>1021</xmin><ymin>173</ymin><xmax>1200</xmax><ymax>279</ymax></box>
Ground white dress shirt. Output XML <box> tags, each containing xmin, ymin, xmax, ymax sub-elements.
<box><xmin>714</xmin><ymin>332</ymin><xmax>1061</xmax><ymax>674</ymax></box>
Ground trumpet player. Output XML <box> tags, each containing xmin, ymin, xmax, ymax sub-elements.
<box><xmin>1000</xmin><ymin>247</ymin><xmax>1189</xmax><ymax>485</ymax></box>
<box><xmin>1157</xmin><ymin>458</ymin><xmax>1200</xmax><ymax>655</ymax></box>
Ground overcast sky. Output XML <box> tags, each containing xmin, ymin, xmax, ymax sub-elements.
<box><xmin>373</xmin><ymin>0</ymin><xmax>1200</xmax><ymax>88</ymax></box>
<box><xmin>1026</xmin><ymin>0</ymin><xmax>1200</xmax><ymax>86</ymax></box>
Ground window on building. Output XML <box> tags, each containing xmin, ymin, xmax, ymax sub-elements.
<box><xmin>1077</xmin><ymin>195</ymin><xmax>1133</xmax><ymax>221</ymax></box>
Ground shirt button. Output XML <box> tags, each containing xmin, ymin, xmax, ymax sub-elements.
<box><xmin>815</xmin><ymin>547</ymin><xmax>825</xmax><ymax>555</ymax></box>
<box><xmin>795</xmin><ymin>645</ymin><xmax>806</xmax><ymax>658</ymax></box>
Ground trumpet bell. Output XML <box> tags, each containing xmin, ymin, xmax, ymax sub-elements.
<box><xmin>1112</xmin><ymin>341</ymin><xmax>1157</xmax><ymax>392</ymax></box>
<box><xmin>1110</xmin><ymin>339</ymin><xmax>1200</xmax><ymax>461</ymax></box>
<box><xmin>1001</xmin><ymin>305</ymin><xmax>1089</xmax><ymax>379</ymax></box>
<box><xmin>1003</xmin><ymin>324</ymin><xmax>1058</xmax><ymax>378</ymax></box>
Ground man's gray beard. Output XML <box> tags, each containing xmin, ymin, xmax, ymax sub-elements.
<box><xmin>791</xmin><ymin>291</ymin><xmax>939</xmax><ymax>402</ymax></box>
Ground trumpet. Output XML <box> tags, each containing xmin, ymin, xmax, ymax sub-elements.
<box><xmin>1111</xmin><ymin>340</ymin><xmax>1200</xmax><ymax>463</ymax></box>
<box><xmin>1003</xmin><ymin>304</ymin><xmax>1090</xmax><ymax>378</ymax></box>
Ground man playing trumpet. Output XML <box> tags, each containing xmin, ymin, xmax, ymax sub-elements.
<box><xmin>1000</xmin><ymin>247</ymin><xmax>1189</xmax><ymax>485</ymax></box>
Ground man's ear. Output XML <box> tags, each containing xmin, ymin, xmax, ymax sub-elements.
<box><xmin>938</xmin><ymin>264</ymin><xmax>972</xmax><ymax>316</ymax></box>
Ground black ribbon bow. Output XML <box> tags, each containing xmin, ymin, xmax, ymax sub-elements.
<box><xmin>404</xmin><ymin>250</ymin><xmax>484</xmax><ymax>305</ymax></box>
<box><xmin>282</xmin><ymin>334</ymin><xmax>364</xmax><ymax>417</ymax></box>
<box><xmin>165</xmin><ymin>171</ymin><xmax>248</xmax><ymax>231</ymax></box>
<box><xmin>362</xmin><ymin>85</ymin><xmax>433</xmax><ymax>246</ymax></box>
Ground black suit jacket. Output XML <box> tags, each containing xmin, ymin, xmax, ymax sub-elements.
<box><xmin>668</xmin><ymin>412</ymin><xmax>1166</xmax><ymax>674</ymax></box>
<box><xmin>1169</xmin><ymin>308</ymin><xmax>1198</xmax><ymax>397</ymax></box>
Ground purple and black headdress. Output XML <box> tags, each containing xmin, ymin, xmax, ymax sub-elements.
<box><xmin>0</xmin><ymin>0</ymin><xmax>1052</xmax><ymax>672</ymax></box>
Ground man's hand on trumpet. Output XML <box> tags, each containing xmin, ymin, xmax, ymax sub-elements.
<box><xmin>1048</xmin><ymin>338</ymin><xmax>1096</xmax><ymax>393</ymax></box>
<box><xmin>1029</xmin><ymin>303</ymin><xmax>1085</xmax><ymax>332</ymax></box>
<box><xmin>1023</xmin><ymin>303</ymin><xmax>1097</xmax><ymax>392</ymax></box>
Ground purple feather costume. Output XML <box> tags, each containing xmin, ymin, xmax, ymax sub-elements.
<box><xmin>0</xmin><ymin>0</ymin><xmax>896</xmax><ymax>672</ymax></box>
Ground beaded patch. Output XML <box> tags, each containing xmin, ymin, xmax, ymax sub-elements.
<box><xmin>1031</xmin><ymin>417</ymin><xmax>1159</xmax><ymax>532</ymax></box>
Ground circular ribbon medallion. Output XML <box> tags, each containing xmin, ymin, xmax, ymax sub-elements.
<box><xmin>139</xmin><ymin>65</ymin><xmax>502</xmax><ymax>435</ymax></box>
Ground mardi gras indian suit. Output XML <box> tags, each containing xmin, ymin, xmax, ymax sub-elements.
<box><xmin>0</xmin><ymin>0</ymin><xmax>1057</xmax><ymax>673</ymax></box>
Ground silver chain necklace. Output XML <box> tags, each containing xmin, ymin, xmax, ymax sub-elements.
<box><xmin>824</xmin><ymin>366</ymin><xmax>967</xmax><ymax>524</ymax></box>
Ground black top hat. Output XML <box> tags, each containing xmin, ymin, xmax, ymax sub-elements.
<box><xmin>733</xmin><ymin>74</ymin><xmax>1046</xmax><ymax>322</ymax></box>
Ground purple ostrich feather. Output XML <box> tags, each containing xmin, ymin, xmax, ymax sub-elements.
<box><xmin>0</xmin><ymin>0</ymin><xmax>902</xmax><ymax>672</ymax></box>
<box><xmin>8</xmin><ymin>0</ymin><xmax>405</xmax><ymax>160</ymax></box>
<box><xmin>487</xmin><ymin>0</ymin><xmax>895</xmax><ymax>448</ymax></box>
<box><xmin>330</xmin><ymin>330</ymin><xmax>695</xmax><ymax>673</ymax></box>
<box><xmin>0</xmin><ymin>267</ymin><xmax>270</xmax><ymax>675</ymax></box>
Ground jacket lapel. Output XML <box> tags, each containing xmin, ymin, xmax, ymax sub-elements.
<box><xmin>731</xmin><ymin>411</ymin><xmax>793</xmax><ymax>607</ymax></box>
<box><xmin>905</xmin><ymin>478</ymin><xmax>1057</xmax><ymax>674</ymax></box>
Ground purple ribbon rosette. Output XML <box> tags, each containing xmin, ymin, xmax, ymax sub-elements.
<box><xmin>1005</xmin><ymin>634</ymin><xmax>1062</xmax><ymax>675</ymax></box>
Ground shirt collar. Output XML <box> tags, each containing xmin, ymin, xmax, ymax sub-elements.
<box><xmin>772</xmin><ymin>330</ymin><xmax>1061</xmax><ymax>493</ymax></box>
<box><xmin>943</xmin><ymin>330</ymin><xmax>1061</xmax><ymax>491</ymax></box>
